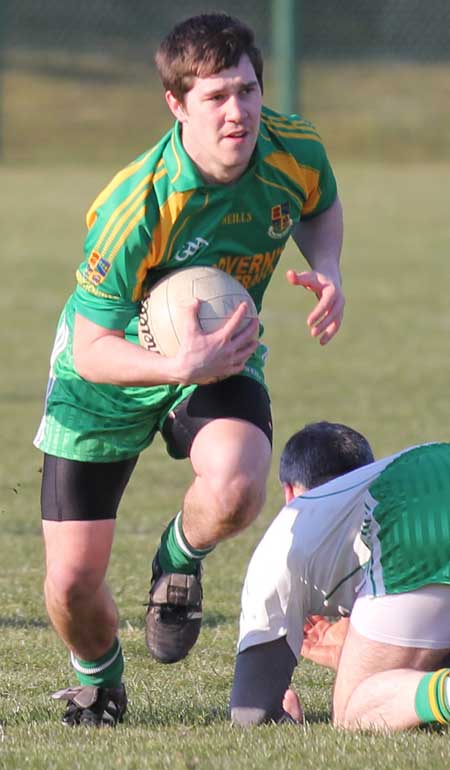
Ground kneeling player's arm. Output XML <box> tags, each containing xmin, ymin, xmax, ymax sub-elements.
<box><xmin>230</xmin><ymin>638</ymin><xmax>298</xmax><ymax>727</ymax></box>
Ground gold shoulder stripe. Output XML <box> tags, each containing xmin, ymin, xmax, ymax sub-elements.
<box><xmin>262</xmin><ymin>113</ymin><xmax>317</xmax><ymax>130</ymax></box>
<box><xmin>302</xmin><ymin>185</ymin><xmax>322</xmax><ymax>216</ymax></box>
<box><xmin>86</xmin><ymin>146</ymin><xmax>161</xmax><ymax>229</ymax></box>
<box><xmin>264</xmin><ymin>150</ymin><xmax>320</xmax><ymax>204</ymax></box>
<box><xmin>170</xmin><ymin>131</ymin><xmax>182</xmax><ymax>184</ymax></box>
<box><xmin>269</xmin><ymin>130</ymin><xmax>321</xmax><ymax>142</ymax></box>
<box><xmin>108</xmin><ymin>203</ymin><xmax>147</xmax><ymax>266</ymax></box>
<box><xmin>93</xmin><ymin>167</ymin><xmax>167</xmax><ymax>261</ymax></box>
<box><xmin>263</xmin><ymin>129</ymin><xmax>322</xmax><ymax>142</ymax></box>
<box><xmin>261</xmin><ymin>116</ymin><xmax>321</xmax><ymax>142</ymax></box>
<box><xmin>254</xmin><ymin>172</ymin><xmax>303</xmax><ymax>209</ymax></box>
<box><xmin>262</xmin><ymin>113</ymin><xmax>312</xmax><ymax>128</ymax></box>
<box><xmin>164</xmin><ymin>192</ymin><xmax>210</xmax><ymax>264</ymax></box>
<box><xmin>132</xmin><ymin>189</ymin><xmax>196</xmax><ymax>301</ymax></box>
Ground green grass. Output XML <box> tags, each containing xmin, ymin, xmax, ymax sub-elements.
<box><xmin>1</xmin><ymin>159</ymin><xmax>450</xmax><ymax>768</ymax></box>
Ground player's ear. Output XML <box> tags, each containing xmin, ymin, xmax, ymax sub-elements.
<box><xmin>165</xmin><ymin>91</ymin><xmax>187</xmax><ymax>122</ymax></box>
<box><xmin>283</xmin><ymin>483</ymin><xmax>295</xmax><ymax>504</ymax></box>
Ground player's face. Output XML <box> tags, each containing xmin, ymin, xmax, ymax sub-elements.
<box><xmin>166</xmin><ymin>54</ymin><xmax>262</xmax><ymax>185</ymax></box>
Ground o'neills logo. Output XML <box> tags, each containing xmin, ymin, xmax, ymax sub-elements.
<box><xmin>268</xmin><ymin>201</ymin><xmax>293</xmax><ymax>239</ymax></box>
<box><xmin>138</xmin><ymin>304</ymin><xmax>161</xmax><ymax>354</ymax></box>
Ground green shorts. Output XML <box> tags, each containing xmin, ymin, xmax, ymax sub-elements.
<box><xmin>362</xmin><ymin>443</ymin><xmax>450</xmax><ymax>595</ymax></box>
<box><xmin>34</xmin><ymin>307</ymin><xmax>269</xmax><ymax>462</ymax></box>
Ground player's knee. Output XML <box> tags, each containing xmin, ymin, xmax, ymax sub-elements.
<box><xmin>215</xmin><ymin>474</ymin><xmax>266</xmax><ymax>532</ymax></box>
<box><xmin>331</xmin><ymin>696</ymin><xmax>348</xmax><ymax>728</ymax></box>
<box><xmin>45</xmin><ymin>564</ymin><xmax>105</xmax><ymax>608</ymax></box>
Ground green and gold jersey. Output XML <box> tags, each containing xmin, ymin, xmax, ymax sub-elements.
<box><xmin>34</xmin><ymin>107</ymin><xmax>337</xmax><ymax>461</ymax></box>
<box><xmin>72</xmin><ymin>105</ymin><xmax>337</xmax><ymax>340</ymax></box>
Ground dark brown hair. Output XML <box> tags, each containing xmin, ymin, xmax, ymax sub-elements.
<box><xmin>155</xmin><ymin>13</ymin><xmax>263</xmax><ymax>101</ymax></box>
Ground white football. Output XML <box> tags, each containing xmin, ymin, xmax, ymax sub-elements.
<box><xmin>138</xmin><ymin>266</ymin><xmax>257</xmax><ymax>356</ymax></box>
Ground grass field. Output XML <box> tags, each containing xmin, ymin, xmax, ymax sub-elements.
<box><xmin>1</xmin><ymin>57</ymin><xmax>450</xmax><ymax>770</ymax></box>
<box><xmin>1</xmin><ymin>158</ymin><xmax>450</xmax><ymax>769</ymax></box>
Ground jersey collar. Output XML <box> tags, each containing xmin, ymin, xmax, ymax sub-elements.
<box><xmin>162</xmin><ymin>122</ymin><xmax>205</xmax><ymax>192</ymax></box>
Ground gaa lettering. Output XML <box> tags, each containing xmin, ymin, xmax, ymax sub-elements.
<box><xmin>174</xmin><ymin>237</ymin><xmax>209</xmax><ymax>262</ymax></box>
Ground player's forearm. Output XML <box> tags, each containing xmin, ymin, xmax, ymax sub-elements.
<box><xmin>230</xmin><ymin>639</ymin><xmax>297</xmax><ymax>726</ymax></box>
<box><xmin>292</xmin><ymin>196</ymin><xmax>343</xmax><ymax>281</ymax></box>
<box><xmin>73</xmin><ymin>332</ymin><xmax>181</xmax><ymax>387</ymax></box>
<box><xmin>72</xmin><ymin>309</ymin><xmax>259</xmax><ymax>387</ymax></box>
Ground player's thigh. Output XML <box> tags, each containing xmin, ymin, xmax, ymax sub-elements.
<box><xmin>41</xmin><ymin>453</ymin><xmax>138</xmax><ymax>522</ymax></box>
<box><xmin>333</xmin><ymin>586</ymin><xmax>450</xmax><ymax>716</ymax></box>
<box><xmin>162</xmin><ymin>375</ymin><xmax>273</xmax><ymax>482</ymax></box>
<box><xmin>191</xmin><ymin>418</ymin><xmax>271</xmax><ymax>486</ymax></box>
<box><xmin>41</xmin><ymin>454</ymin><xmax>137</xmax><ymax>587</ymax></box>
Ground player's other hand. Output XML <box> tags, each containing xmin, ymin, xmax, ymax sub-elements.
<box><xmin>174</xmin><ymin>300</ymin><xmax>259</xmax><ymax>385</ymax></box>
<box><xmin>281</xmin><ymin>688</ymin><xmax>304</xmax><ymax>724</ymax></box>
<box><xmin>286</xmin><ymin>269</ymin><xmax>345</xmax><ymax>345</ymax></box>
<box><xmin>301</xmin><ymin>615</ymin><xmax>350</xmax><ymax>671</ymax></box>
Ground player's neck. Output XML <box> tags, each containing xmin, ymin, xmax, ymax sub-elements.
<box><xmin>181</xmin><ymin>136</ymin><xmax>248</xmax><ymax>185</ymax></box>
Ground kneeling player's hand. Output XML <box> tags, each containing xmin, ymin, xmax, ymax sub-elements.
<box><xmin>301</xmin><ymin>615</ymin><xmax>350</xmax><ymax>671</ymax></box>
<box><xmin>281</xmin><ymin>688</ymin><xmax>304</xmax><ymax>723</ymax></box>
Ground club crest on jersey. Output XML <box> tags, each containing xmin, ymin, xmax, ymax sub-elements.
<box><xmin>268</xmin><ymin>202</ymin><xmax>293</xmax><ymax>239</ymax></box>
<box><xmin>85</xmin><ymin>250</ymin><xmax>111</xmax><ymax>285</ymax></box>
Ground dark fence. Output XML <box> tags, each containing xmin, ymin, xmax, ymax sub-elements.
<box><xmin>4</xmin><ymin>0</ymin><xmax>450</xmax><ymax>63</ymax></box>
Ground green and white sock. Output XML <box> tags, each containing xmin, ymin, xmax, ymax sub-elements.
<box><xmin>71</xmin><ymin>637</ymin><xmax>124</xmax><ymax>688</ymax></box>
<box><xmin>158</xmin><ymin>511</ymin><xmax>215</xmax><ymax>574</ymax></box>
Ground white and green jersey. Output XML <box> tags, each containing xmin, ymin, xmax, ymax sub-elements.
<box><xmin>35</xmin><ymin>106</ymin><xmax>337</xmax><ymax>461</ymax></box>
<box><xmin>238</xmin><ymin>443</ymin><xmax>450</xmax><ymax>659</ymax></box>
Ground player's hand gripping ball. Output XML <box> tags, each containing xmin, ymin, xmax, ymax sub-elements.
<box><xmin>138</xmin><ymin>266</ymin><xmax>258</xmax><ymax>356</ymax></box>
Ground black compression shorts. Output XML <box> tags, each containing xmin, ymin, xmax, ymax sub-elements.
<box><xmin>41</xmin><ymin>375</ymin><xmax>272</xmax><ymax>521</ymax></box>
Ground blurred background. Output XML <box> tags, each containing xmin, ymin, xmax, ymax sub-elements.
<box><xmin>2</xmin><ymin>0</ymin><xmax>450</xmax><ymax>164</ymax></box>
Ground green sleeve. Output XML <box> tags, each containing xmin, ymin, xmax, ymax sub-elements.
<box><xmin>301</xmin><ymin>140</ymin><xmax>337</xmax><ymax>221</ymax></box>
<box><xmin>73</xmin><ymin>284</ymin><xmax>140</xmax><ymax>330</ymax></box>
<box><xmin>73</xmin><ymin>178</ymin><xmax>154</xmax><ymax>329</ymax></box>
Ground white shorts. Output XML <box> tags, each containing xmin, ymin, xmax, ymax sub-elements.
<box><xmin>350</xmin><ymin>583</ymin><xmax>450</xmax><ymax>649</ymax></box>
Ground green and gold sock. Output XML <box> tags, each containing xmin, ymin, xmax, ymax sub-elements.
<box><xmin>158</xmin><ymin>511</ymin><xmax>215</xmax><ymax>574</ymax></box>
<box><xmin>71</xmin><ymin>637</ymin><xmax>124</xmax><ymax>689</ymax></box>
<box><xmin>415</xmin><ymin>668</ymin><xmax>450</xmax><ymax>724</ymax></box>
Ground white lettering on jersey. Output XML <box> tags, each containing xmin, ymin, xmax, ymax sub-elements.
<box><xmin>174</xmin><ymin>237</ymin><xmax>209</xmax><ymax>262</ymax></box>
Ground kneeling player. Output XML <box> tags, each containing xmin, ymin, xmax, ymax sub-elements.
<box><xmin>230</xmin><ymin>422</ymin><xmax>450</xmax><ymax>731</ymax></box>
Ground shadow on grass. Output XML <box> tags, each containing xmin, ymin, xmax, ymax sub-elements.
<box><xmin>130</xmin><ymin>704</ymin><xmax>229</xmax><ymax>728</ymax></box>
<box><xmin>202</xmin><ymin>611</ymin><xmax>227</xmax><ymax>629</ymax></box>
<box><xmin>303</xmin><ymin>709</ymin><xmax>330</xmax><ymax>725</ymax></box>
<box><xmin>125</xmin><ymin>706</ymin><xmax>331</xmax><ymax>729</ymax></box>
<box><xmin>0</xmin><ymin>616</ymin><xmax>49</xmax><ymax>629</ymax></box>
